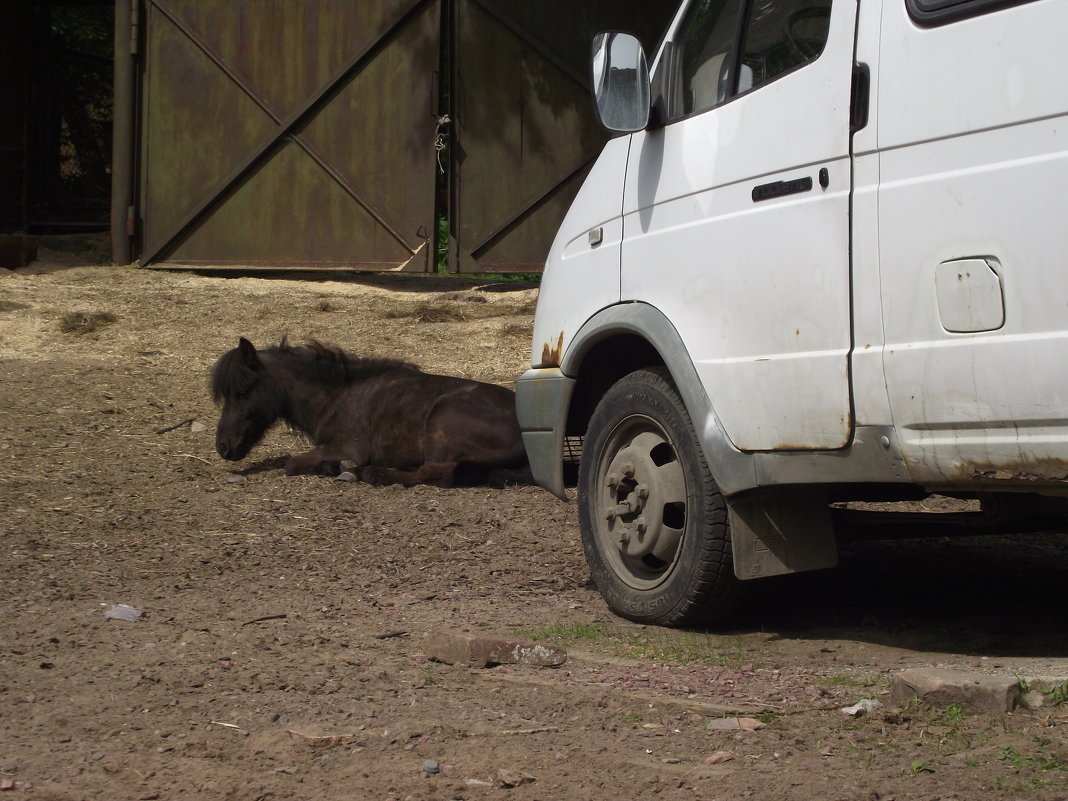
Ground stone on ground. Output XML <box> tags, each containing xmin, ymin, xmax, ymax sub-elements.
<box><xmin>890</xmin><ymin>667</ymin><xmax>1020</xmax><ymax>714</ymax></box>
<box><xmin>423</xmin><ymin>631</ymin><xmax>566</xmax><ymax>668</ymax></box>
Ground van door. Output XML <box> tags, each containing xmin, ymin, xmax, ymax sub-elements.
<box><xmin>620</xmin><ymin>0</ymin><xmax>858</xmax><ymax>452</ymax></box>
<box><xmin>877</xmin><ymin>0</ymin><xmax>1068</xmax><ymax>485</ymax></box>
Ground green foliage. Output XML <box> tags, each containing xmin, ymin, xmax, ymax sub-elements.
<box><xmin>515</xmin><ymin>621</ymin><xmax>745</xmax><ymax>667</ymax></box>
<box><xmin>619</xmin><ymin>629</ymin><xmax>746</xmax><ymax>667</ymax></box>
<box><xmin>516</xmin><ymin>620</ymin><xmax>610</xmax><ymax>644</ymax></box>
<box><xmin>43</xmin><ymin>4</ymin><xmax>114</xmax><ymax>209</ymax></box>
<box><xmin>993</xmin><ymin>743</ymin><xmax>1065</xmax><ymax>794</ymax></box>
<box><xmin>479</xmin><ymin>272</ymin><xmax>543</xmax><ymax>283</ymax></box>
<box><xmin>436</xmin><ymin>217</ymin><xmax>449</xmax><ymax>273</ymax></box>
<box><xmin>1044</xmin><ymin>680</ymin><xmax>1068</xmax><ymax>705</ymax></box>
<box><xmin>51</xmin><ymin>6</ymin><xmax>113</xmax><ymax>58</ymax></box>
<box><xmin>435</xmin><ymin>217</ymin><xmax>541</xmax><ymax>282</ymax></box>
<box><xmin>998</xmin><ymin>742</ymin><xmax>1068</xmax><ymax>772</ymax></box>
<box><xmin>938</xmin><ymin>703</ymin><xmax>965</xmax><ymax>726</ymax></box>
<box><xmin>419</xmin><ymin>663</ymin><xmax>440</xmax><ymax>687</ymax></box>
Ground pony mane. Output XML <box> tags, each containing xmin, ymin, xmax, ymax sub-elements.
<box><xmin>276</xmin><ymin>338</ymin><xmax>419</xmax><ymax>381</ymax></box>
<box><xmin>211</xmin><ymin>338</ymin><xmax>418</xmax><ymax>402</ymax></box>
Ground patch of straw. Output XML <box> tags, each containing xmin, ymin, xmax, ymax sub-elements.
<box><xmin>59</xmin><ymin>310</ymin><xmax>118</xmax><ymax>335</ymax></box>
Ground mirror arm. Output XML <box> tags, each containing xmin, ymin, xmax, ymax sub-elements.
<box><xmin>648</xmin><ymin>95</ymin><xmax>668</xmax><ymax>129</ymax></box>
<box><xmin>646</xmin><ymin>41</ymin><xmax>673</xmax><ymax>130</ymax></box>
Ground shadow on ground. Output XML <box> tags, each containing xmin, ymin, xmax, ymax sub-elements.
<box><xmin>733</xmin><ymin>531</ymin><xmax>1068</xmax><ymax>659</ymax></box>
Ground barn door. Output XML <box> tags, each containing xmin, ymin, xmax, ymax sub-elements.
<box><xmin>137</xmin><ymin>0</ymin><xmax>441</xmax><ymax>270</ymax></box>
<box><xmin>449</xmin><ymin>0</ymin><xmax>674</xmax><ymax>274</ymax></box>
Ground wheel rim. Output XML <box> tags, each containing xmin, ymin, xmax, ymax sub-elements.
<box><xmin>593</xmin><ymin>414</ymin><xmax>688</xmax><ymax>590</ymax></box>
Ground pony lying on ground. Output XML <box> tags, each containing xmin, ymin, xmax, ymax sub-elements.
<box><xmin>210</xmin><ymin>337</ymin><xmax>527</xmax><ymax>486</ymax></box>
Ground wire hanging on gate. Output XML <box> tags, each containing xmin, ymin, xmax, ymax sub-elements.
<box><xmin>434</xmin><ymin>114</ymin><xmax>451</xmax><ymax>174</ymax></box>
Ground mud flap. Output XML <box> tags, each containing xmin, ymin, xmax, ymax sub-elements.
<box><xmin>728</xmin><ymin>487</ymin><xmax>838</xmax><ymax>580</ymax></box>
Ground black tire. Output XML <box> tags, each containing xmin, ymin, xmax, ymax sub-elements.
<box><xmin>578</xmin><ymin>367</ymin><xmax>738</xmax><ymax>626</ymax></box>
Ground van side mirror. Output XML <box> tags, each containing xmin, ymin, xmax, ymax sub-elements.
<box><xmin>591</xmin><ymin>32</ymin><xmax>650</xmax><ymax>133</ymax></box>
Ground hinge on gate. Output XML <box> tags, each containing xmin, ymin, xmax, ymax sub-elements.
<box><xmin>129</xmin><ymin>0</ymin><xmax>140</xmax><ymax>55</ymax></box>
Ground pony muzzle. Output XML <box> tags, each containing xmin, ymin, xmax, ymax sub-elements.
<box><xmin>216</xmin><ymin>438</ymin><xmax>246</xmax><ymax>461</ymax></box>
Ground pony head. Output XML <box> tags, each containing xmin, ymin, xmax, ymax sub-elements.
<box><xmin>210</xmin><ymin>337</ymin><xmax>284</xmax><ymax>461</ymax></box>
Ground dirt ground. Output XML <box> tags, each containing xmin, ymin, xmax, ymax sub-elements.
<box><xmin>2</xmin><ymin>247</ymin><xmax>1068</xmax><ymax>801</ymax></box>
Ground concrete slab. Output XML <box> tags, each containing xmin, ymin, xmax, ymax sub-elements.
<box><xmin>890</xmin><ymin>667</ymin><xmax>1021</xmax><ymax>714</ymax></box>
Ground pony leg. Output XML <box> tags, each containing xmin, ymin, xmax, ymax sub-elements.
<box><xmin>357</xmin><ymin>461</ymin><xmax>458</xmax><ymax>487</ymax></box>
<box><xmin>284</xmin><ymin>445</ymin><xmax>346</xmax><ymax>476</ymax></box>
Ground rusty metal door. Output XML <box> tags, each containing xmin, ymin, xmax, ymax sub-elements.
<box><xmin>138</xmin><ymin>0</ymin><xmax>441</xmax><ymax>270</ymax></box>
<box><xmin>449</xmin><ymin>0</ymin><xmax>675</xmax><ymax>274</ymax></box>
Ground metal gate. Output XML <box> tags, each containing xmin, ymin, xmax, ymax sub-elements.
<box><xmin>130</xmin><ymin>0</ymin><xmax>673</xmax><ymax>271</ymax></box>
<box><xmin>448</xmin><ymin>0</ymin><xmax>674</xmax><ymax>273</ymax></box>
<box><xmin>137</xmin><ymin>0</ymin><xmax>441</xmax><ymax>270</ymax></box>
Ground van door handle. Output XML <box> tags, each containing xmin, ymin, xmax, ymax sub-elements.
<box><xmin>752</xmin><ymin>176</ymin><xmax>813</xmax><ymax>203</ymax></box>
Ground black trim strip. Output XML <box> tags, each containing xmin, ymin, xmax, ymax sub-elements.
<box><xmin>752</xmin><ymin>176</ymin><xmax>813</xmax><ymax>203</ymax></box>
<box><xmin>906</xmin><ymin>0</ymin><xmax>1036</xmax><ymax>27</ymax></box>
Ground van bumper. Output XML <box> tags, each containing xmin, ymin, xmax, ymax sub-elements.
<box><xmin>515</xmin><ymin>367</ymin><xmax>575</xmax><ymax>501</ymax></box>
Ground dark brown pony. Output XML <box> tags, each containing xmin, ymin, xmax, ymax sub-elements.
<box><xmin>210</xmin><ymin>338</ymin><xmax>527</xmax><ymax>486</ymax></box>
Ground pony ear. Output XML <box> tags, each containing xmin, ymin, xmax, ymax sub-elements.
<box><xmin>238</xmin><ymin>337</ymin><xmax>262</xmax><ymax>369</ymax></box>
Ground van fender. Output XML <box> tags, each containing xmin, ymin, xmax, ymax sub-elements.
<box><xmin>564</xmin><ymin>303</ymin><xmax>839</xmax><ymax>580</ymax></box>
<box><xmin>563</xmin><ymin>302</ymin><xmax>756</xmax><ymax>495</ymax></box>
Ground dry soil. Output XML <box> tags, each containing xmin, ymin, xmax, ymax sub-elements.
<box><xmin>1</xmin><ymin>249</ymin><xmax>1067</xmax><ymax>801</ymax></box>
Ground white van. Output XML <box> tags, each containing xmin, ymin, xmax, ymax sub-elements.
<box><xmin>516</xmin><ymin>0</ymin><xmax>1068</xmax><ymax>626</ymax></box>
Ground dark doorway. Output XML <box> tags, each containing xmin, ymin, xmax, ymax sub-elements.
<box><xmin>26</xmin><ymin>0</ymin><xmax>115</xmax><ymax>234</ymax></box>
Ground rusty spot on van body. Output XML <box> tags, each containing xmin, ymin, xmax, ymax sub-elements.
<box><xmin>955</xmin><ymin>457</ymin><xmax>1068</xmax><ymax>485</ymax></box>
<box><xmin>971</xmin><ymin>467</ymin><xmax>1068</xmax><ymax>483</ymax></box>
<box><xmin>538</xmin><ymin>332</ymin><xmax>565</xmax><ymax>368</ymax></box>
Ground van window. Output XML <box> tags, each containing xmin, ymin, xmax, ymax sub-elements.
<box><xmin>674</xmin><ymin>0</ymin><xmax>745</xmax><ymax>117</ymax></box>
<box><xmin>906</xmin><ymin>0</ymin><xmax>1032</xmax><ymax>26</ymax></box>
<box><xmin>741</xmin><ymin>0</ymin><xmax>831</xmax><ymax>90</ymax></box>
<box><xmin>669</xmin><ymin>0</ymin><xmax>832</xmax><ymax>120</ymax></box>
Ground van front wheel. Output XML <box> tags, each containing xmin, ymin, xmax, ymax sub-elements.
<box><xmin>578</xmin><ymin>367</ymin><xmax>738</xmax><ymax>626</ymax></box>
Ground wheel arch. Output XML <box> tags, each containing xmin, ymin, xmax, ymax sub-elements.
<box><xmin>561</xmin><ymin>303</ymin><xmax>841</xmax><ymax>585</ymax></box>
<box><xmin>562</xmin><ymin>303</ymin><xmax>758</xmax><ymax>496</ymax></box>
<box><xmin>564</xmin><ymin>333</ymin><xmax>663</xmax><ymax>442</ymax></box>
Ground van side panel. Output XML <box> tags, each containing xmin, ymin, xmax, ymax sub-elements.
<box><xmin>877</xmin><ymin>0</ymin><xmax>1068</xmax><ymax>487</ymax></box>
